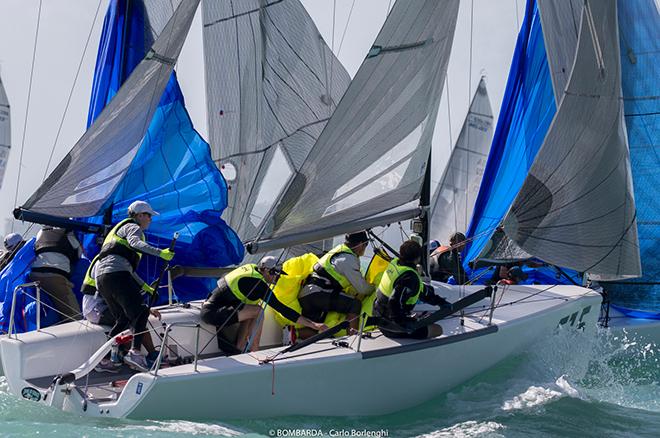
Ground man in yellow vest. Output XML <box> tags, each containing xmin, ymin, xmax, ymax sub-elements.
<box><xmin>201</xmin><ymin>256</ymin><xmax>327</xmax><ymax>353</ymax></box>
<box><xmin>94</xmin><ymin>200</ymin><xmax>175</xmax><ymax>372</ymax></box>
<box><xmin>298</xmin><ymin>231</ymin><xmax>375</xmax><ymax>334</ymax></box>
<box><xmin>373</xmin><ymin>240</ymin><xmax>448</xmax><ymax>339</ymax></box>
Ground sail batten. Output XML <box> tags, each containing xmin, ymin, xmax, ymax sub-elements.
<box><xmin>248</xmin><ymin>0</ymin><xmax>460</xmax><ymax>252</ymax></box>
<box><xmin>503</xmin><ymin>0</ymin><xmax>641</xmax><ymax>279</ymax></box>
<box><xmin>23</xmin><ymin>0</ymin><xmax>200</xmax><ymax>217</ymax></box>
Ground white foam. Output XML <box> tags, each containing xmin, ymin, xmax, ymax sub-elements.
<box><xmin>115</xmin><ymin>420</ymin><xmax>243</xmax><ymax>436</ymax></box>
<box><xmin>501</xmin><ymin>385</ymin><xmax>563</xmax><ymax>411</ymax></box>
<box><xmin>416</xmin><ymin>420</ymin><xmax>505</xmax><ymax>438</ymax></box>
<box><xmin>555</xmin><ymin>375</ymin><xmax>580</xmax><ymax>398</ymax></box>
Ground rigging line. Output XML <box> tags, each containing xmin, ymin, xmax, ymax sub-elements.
<box><xmin>43</xmin><ymin>0</ymin><xmax>104</xmax><ymax>181</ymax></box>
<box><xmin>336</xmin><ymin>0</ymin><xmax>356</xmax><ymax>57</ymax></box>
<box><xmin>12</xmin><ymin>0</ymin><xmax>43</xmax><ymax>231</ymax></box>
<box><xmin>514</xmin><ymin>0</ymin><xmax>520</xmax><ymax>30</ymax></box>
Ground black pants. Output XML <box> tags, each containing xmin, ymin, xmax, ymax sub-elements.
<box><xmin>97</xmin><ymin>271</ymin><xmax>149</xmax><ymax>351</ymax></box>
<box><xmin>298</xmin><ymin>291</ymin><xmax>361</xmax><ymax>323</ymax></box>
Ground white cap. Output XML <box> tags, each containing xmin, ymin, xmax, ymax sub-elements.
<box><xmin>128</xmin><ymin>200</ymin><xmax>159</xmax><ymax>216</ymax></box>
<box><xmin>258</xmin><ymin>256</ymin><xmax>287</xmax><ymax>275</ymax></box>
<box><xmin>4</xmin><ymin>233</ymin><xmax>23</xmax><ymax>250</ymax></box>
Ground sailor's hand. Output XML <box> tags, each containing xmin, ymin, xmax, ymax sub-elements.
<box><xmin>141</xmin><ymin>283</ymin><xmax>156</xmax><ymax>295</ymax></box>
<box><xmin>150</xmin><ymin>308</ymin><xmax>161</xmax><ymax>320</ymax></box>
<box><xmin>314</xmin><ymin>322</ymin><xmax>329</xmax><ymax>332</ymax></box>
<box><xmin>159</xmin><ymin>248</ymin><xmax>175</xmax><ymax>261</ymax></box>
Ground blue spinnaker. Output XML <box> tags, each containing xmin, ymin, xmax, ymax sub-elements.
<box><xmin>82</xmin><ymin>0</ymin><xmax>244</xmax><ymax>302</ymax></box>
<box><xmin>464</xmin><ymin>0</ymin><xmax>556</xmax><ymax>269</ymax></box>
<box><xmin>605</xmin><ymin>0</ymin><xmax>659</xmax><ymax>313</ymax></box>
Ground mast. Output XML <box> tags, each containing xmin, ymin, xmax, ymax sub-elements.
<box><xmin>419</xmin><ymin>149</ymin><xmax>432</xmax><ymax>274</ymax></box>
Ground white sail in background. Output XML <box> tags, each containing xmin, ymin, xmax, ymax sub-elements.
<box><xmin>430</xmin><ymin>77</ymin><xmax>493</xmax><ymax>245</ymax></box>
<box><xmin>503</xmin><ymin>0</ymin><xmax>641</xmax><ymax>279</ymax></box>
<box><xmin>250</xmin><ymin>0</ymin><xmax>460</xmax><ymax>253</ymax></box>
<box><xmin>0</xmin><ymin>73</ymin><xmax>10</xmax><ymax>190</ymax></box>
<box><xmin>202</xmin><ymin>0</ymin><xmax>351</xmax><ymax>244</ymax></box>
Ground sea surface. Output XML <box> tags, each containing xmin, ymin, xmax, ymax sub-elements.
<box><xmin>1</xmin><ymin>327</ymin><xmax>658</xmax><ymax>438</ymax></box>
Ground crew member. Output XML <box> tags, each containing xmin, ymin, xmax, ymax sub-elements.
<box><xmin>373</xmin><ymin>240</ymin><xmax>449</xmax><ymax>339</ymax></box>
<box><xmin>0</xmin><ymin>233</ymin><xmax>25</xmax><ymax>271</ymax></box>
<box><xmin>298</xmin><ymin>231</ymin><xmax>374</xmax><ymax>334</ymax></box>
<box><xmin>94</xmin><ymin>200</ymin><xmax>174</xmax><ymax>371</ymax></box>
<box><xmin>201</xmin><ymin>256</ymin><xmax>327</xmax><ymax>353</ymax></box>
<box><xmin>429</xmin><ymin>232</ymin><xmax>468</xmax><ymax>284</ymax></box>
<box><xmin>29</xmin><ymin>227</ymin><xmax>83</xmax><ymax>322</ymax></box>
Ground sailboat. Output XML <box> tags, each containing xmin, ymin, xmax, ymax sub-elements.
<box><xmin>0</xmin><ymin>72</ymin><xmax>10</xmax><ymax>190</ymax></box>
<box><xmin>465</xmin><ymin>0</ymin><xmax>659</xmax><ymax>344</ymax></box>
<box><xmin>429</xmin><ymin>77</ymin><xmax>493</xmax><ymax>246</ymax></box>
<box><xmin>0</xmin><ymin>0</ymin><xmax>610</xmax><ymax>420</ymax></box>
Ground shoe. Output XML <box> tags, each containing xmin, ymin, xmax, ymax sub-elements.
<box><xmin>124</xmin><ymin>350</ymin><xmax>149</xmax><ymax>372</ymax></box>
<box><xmin>146</xmin><ymin>351</ymin><xmax>169</xmax><ymax>368</ymax></box>
<box><xmin>95</xmin><ymin>358</ymin><xmax>121</xmax><ymax>373</ymax></box>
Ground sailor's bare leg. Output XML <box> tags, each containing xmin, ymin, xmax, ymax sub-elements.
<box><xmin>236</xmin><ymin>305</ymin><xmax>261</xmax><ymax>351</ymax></box>
<box><xmin>427</xmin><ymin>324</ymin><xmax>443</xmax><ymax>338</ymax></box>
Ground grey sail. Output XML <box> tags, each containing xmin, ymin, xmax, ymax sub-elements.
<box><xmin>502</xmin><ymin>0</ymin><xmax>641</xmax><ymax>279</ymax></box>
<box><xmin>202</xmin><ymin>0</ymin><xmax>351</xmax><ymax>244</ymax></box>
<box><xmin>250</xmin><ymin>0</ymin><xmax>460</xmax><ymax>253</ymax></box>
<box><xmin>538</xmin><ymin>0</ymin><xmax>583</xmax><ymax>104</ymax></box>
<box><xmin>430</xmin><ymin>77</ymin><xmax>493</xmax><ymax>245</ymax></box>
<box><xmin>0</xmin><ymin>73</ymin><xmax>10</xmax><ymax>190</ymax></box>
<box><xmin>22</xmin><ymin>0</ymin><xmax>200</xmax><ymax>217</ymax></box>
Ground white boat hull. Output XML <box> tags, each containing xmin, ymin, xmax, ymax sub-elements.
<box><xmin>1</xmin><ymin>285</ymin><xmax>601</xmax><ymax>420</ymax></box>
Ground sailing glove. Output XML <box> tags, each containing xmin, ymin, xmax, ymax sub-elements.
<box><xmin>159</xmin><ymin>248</ymin><xmax>175</xmax><ymax>261</ymax></box>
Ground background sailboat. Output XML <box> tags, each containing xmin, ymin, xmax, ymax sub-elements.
<box><xmin>430</xmin><ymin>76</ymin><xmax>493</xmax><ymax>245</ymax></box>
<box><xmin>0</xmin><ymin>72</ymin><xmax>9</xmax><ymax>190</ymax></box>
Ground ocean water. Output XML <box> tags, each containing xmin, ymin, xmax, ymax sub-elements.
<box><xmin>1</xmin><ymin>327</ymin><xmax>658</xmax><ymax>438</ymax></box>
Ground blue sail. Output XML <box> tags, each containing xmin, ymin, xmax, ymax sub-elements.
<box><xmin>0</xmin><ymin>0</ymin><xmax>243</xmax><ymax>333</ymax></box>
<box><xmin>82</xmin><ymin>0</ymin><xmax>244</xmax><ymax>302</ymax></box>
<box><xmin>463</xmin><ymin>0</ymin><xmax>556</xmax><ymax>271</ymax></box>
<box><xmin>606</xmin><ymin>0</ymin><xmax>660</xmax><ymax>315</ymax></box>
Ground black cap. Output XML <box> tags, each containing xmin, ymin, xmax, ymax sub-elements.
<box><xmin>345</xmin><ymin>231</ymin><xmax>369</xmax><ymax>247</ymax></box>
<box><xmin>508</xmin><ymin>266</ymin><xmax>528</xmax><ymax>281</ymax></box>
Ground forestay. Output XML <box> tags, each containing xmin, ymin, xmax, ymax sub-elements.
<box><xmin>502</xmin><ymin>0</ymin><xmax>641</xmax><ymax>279</ymax></box>
<box><xmin>0</xmin><ymin>74</ymin><xmax>9</xmax><ymax>190</ymax></box>
<box><xmin>21</xmin><ymin>0</ymin><xmax>200</xmax><ymax>218</ymax></box>
<box><xmin>202</xmin><ymin>0</ymin><xmax>351</xmax><ymax>243</ymax></box>
<box><xmin>430</xmin><ymin>77</ymin><xmax>493</xmax><ymax>245</ymax></box>
<box><xmin>250</xmin><ymin>0</ymin><xmax>460</xmax><ymax>253</ymax></box>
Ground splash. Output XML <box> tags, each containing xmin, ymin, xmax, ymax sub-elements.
<box><xmin>112</xmin><ymin>420</ymin><xmax>243</xmax><ymax>436</ymax></box>
<box><xmin>415</xmin><ymin>420</ymin><xmax>505</xmax><ymax>438</ymax></box>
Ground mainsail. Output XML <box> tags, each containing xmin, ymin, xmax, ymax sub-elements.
<box><xmin>249</xmin><ymin>0</ymin><xmax>460</xmax><ymax>253</ymax></box>
<box><xmin>202</xmin><ymin>0</ymin><xmax>351</xmax><ymax>244</ymax></box>
<box><xmin>0</xmin><ymin>73</ymin><xmax>9</xmax><ymax>190</ymax></box>
<box><xmin>503</xmin><ymin>0</ymin><xmax>641</xmax><ymax>278</ymax></box>
<box><xmin>430</xmin><ymin>77</ymin><xmax>493</xmax><ymax>245</ymax></box>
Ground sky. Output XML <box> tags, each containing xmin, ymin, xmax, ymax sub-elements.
<box><xmin>0</xmin><ymin>0</ymin><xmax>524</xmax><ymax>239</ymax></box>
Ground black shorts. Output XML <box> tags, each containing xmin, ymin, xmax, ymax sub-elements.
<box><xmin>200</xmin><ymin>302</ymin><xmax>244</xmax><ymax>327</ymax></box>
<box><xmin>298</xmin><ymin>291</ymin><xmax>362</xmax><ymax>323</ymax></box>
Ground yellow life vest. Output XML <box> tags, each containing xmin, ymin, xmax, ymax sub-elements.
<box><xmin>224</xmin><ymin>264</ymin><xmax>265</xmax><ymax>305</ymax></box>
<box><xmin>98</xmin><ymin>218</ymin><xmax>145</xmax><ymax>271</ymax></box>
<box><xmin>315</xmin><ymin>243</ymin><xmax>356</xmax><ymax>291</ymax></box>
<box><xmin>81</xmin><ymin>255</ymin><xmax>99</xmax><ymax>295</ymax></box>
<box><xmin>377</xmin><ymin>258</ymin><xmax>423</xmax><ymax>306</ymax></box>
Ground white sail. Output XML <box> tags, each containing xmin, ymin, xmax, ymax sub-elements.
<box><xmin>0</xmin><ymin>73</ymin><xmax>10</xmax><ymax>190</ymax></box>
<box><xmin>202</xmin><ymin>0</ymin><xmax>351</xmax><ymax>243</ymax></box>
<box><xmin>503</xmin><ymin>0</ymin><xmax>641</xmax><ymax>279</ymax></box>
<box><xmin>430</xmin><ymin>77</ymin><xmax>493</xmax><ymax>245</ymax></box>
<box><xmin>250</xmin><ymin>0</ymin><xmax>460</xmax><ymax>253</ymax></box>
